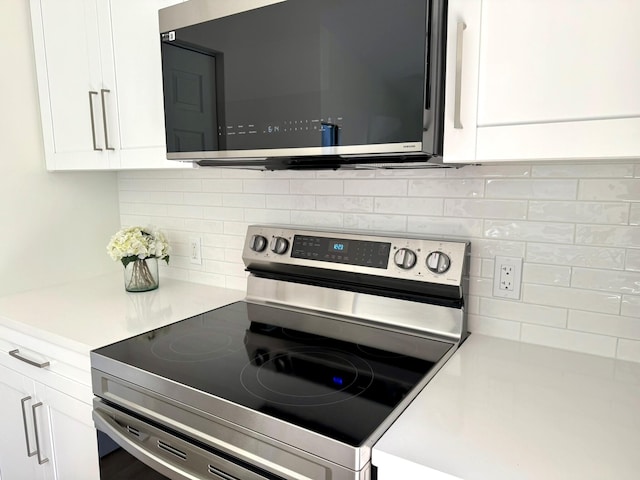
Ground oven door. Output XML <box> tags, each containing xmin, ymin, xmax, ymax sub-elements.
<box><xmin>93</xmin><ymin>400</ymin><xmax>283</xmax><ymax>480</ymax></box>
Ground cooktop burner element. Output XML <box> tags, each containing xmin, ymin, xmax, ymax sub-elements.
<box><xmin>91</xmin><ymin>225</ymin><xmax>470</xmax><ymax>480</ymax></box>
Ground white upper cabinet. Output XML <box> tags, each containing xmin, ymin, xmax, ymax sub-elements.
<box><xmin>444</xmin><ymin>0</ymin><xmax>640</xmax><ymax>163</ymax></box>
<box><xmin>30</xmin><ymin>0</ymin><xmax>188</xmax><ymax>170</ymax></box>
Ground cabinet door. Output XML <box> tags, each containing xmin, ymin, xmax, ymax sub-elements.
<box><xmin>442</xmin><ymin>0</ymin><xmax>482</xmax><ymax>163</ymax></box>
<box><xmin>31</xmin><ymin>0</ymin><xmax>116</xmax><ymax>170</ymax></box>
<box><xmin>475</xmin><ymin>0</ymin><xmax>640</xmax><ymax>161</ymax></box>
<box><xmin>110</xmin><ymin>0</ymin><xmax>191</xmax><ymax>169</ymax></box>
<box><xmin>443</xmin><ymin>0</ymin><xmax>640</xmax><ymax>163</ymax></box>
<box><xmin>0</xmin><ymin>364</ymin><xmax>41</xmax><ymax>480</ymax></box>
<box><xmin>37</xmin><ymin>385</ymin><xmax>99</xmax><ymax>480</ymax></box>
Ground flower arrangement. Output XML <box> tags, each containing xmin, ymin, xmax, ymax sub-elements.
<box><xmin>107</xmin><ymin>226</ymin><xmax>170</xmax><ymax>292</ymax></box>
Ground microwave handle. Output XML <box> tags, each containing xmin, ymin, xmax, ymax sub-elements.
<box><xmin>453</xmin><ymin>21</ymin><xmax>467</xmax><ymax>129</ymax></box>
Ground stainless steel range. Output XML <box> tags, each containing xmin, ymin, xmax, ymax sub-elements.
<box><xmin>91</xmin><ymin>225</ymin><xmax>470</xmax><ymax>480</ymax></box>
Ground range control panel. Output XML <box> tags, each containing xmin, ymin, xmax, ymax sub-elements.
<box><xmin>291</xmin><ymin>235</ymin><xmax>391</xmax><ymax>269</ymax></box>
<box><xmin>243</xmin><ymin>225</ymin><xmax>470</xmax><ymax>287</ymax></box>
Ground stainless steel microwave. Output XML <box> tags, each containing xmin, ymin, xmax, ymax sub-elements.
<box><xmin>159</xmin><ymin>0</ymin><xmax>448</xmax><ymax>170</ymax></box>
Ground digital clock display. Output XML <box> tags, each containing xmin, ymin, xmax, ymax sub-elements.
<box><xmin>330</xmin><ymin>242</ymin><xmax>348</xmax><ymax>253</ymax></box>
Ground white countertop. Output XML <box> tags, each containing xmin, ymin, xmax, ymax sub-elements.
<box><xmin>373</xmin><ymin>334</ymin><xmax>640</xmax><ymax>480</ymax></box>
<box><xmin>3</xmin><ymin>276</ymin><xmax>639</xmax><ymax>479</ymax></box>
<box><xmin>0</xmin><ymin>273</ymin><xmax>244</xmax><ymax>355</ymax></box>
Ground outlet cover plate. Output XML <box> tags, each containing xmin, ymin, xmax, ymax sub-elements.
<box><xmin>493</xmin><ymin>256</ymin><xmax>522</xmax><ymax>300</ymax></box>
<box><xmin>189</xmin><ymin>237</ymin><xmax>202</xmax><ymax>265</ymax></box>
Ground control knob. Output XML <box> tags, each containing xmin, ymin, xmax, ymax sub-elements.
<box><xmin>393</xmin><ymin>248</ymin><xmax>417</xmax><ymax>269</ymax></box>
<box><xmin>426</xmin><ymin>251</ymin><xmax>451</xmax><ymax>274</ymax></box>
<box><xmin>270</xmin><ymin>236</ymin><xmax>290</xmax><ymax>255</ymax></box>
<box><xmin>249</xmin><ymin>234</ymin><xmax>267</xmax><ymax>252</ymax></box>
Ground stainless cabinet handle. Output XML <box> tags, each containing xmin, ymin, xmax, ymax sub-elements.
<box><xmin>454</xmin><ymin>21</ymin><xmax>467</xmax><ymax>129</ymax></box>
<box><xmin>9</xmin><ymin>349</ymin><xmax>50</xmax><ymax>369</ymax></box>
<box><xmin>31</xmin><ymin>402</ymin><xmax>49</xmax><ymax>465</ymax></box>
<box><xmin>20</xmin><ymin>396</ymin><xmax>37</xmax><ymax>458</ymax></box>
<box><xmin>88</xmin><ymin>91</ymin><xmax>102</xmax><ymax>151</ymax></box>
<box><xmin>100</xmin><ymin>89</ymin><xmax>115</xmax><ymax>150</ymax></box>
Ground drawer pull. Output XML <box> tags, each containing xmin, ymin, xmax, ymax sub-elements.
<box><xmin>9</xmin><ymin>349</ymin><xmax>50</xmax><ymax>369</ymax></box>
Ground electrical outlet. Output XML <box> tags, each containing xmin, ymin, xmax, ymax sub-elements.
<box><xmin>493</xmin><ymin>256</ymin><xmax>522</xmax><ymax>300</ymax></box>
<box><xmin>189</xmin><ymin>237</ymin><xmax>202</xmax><ymax>265</ymax></box>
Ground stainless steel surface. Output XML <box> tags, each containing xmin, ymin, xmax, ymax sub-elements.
<box><xmin>92</xmin><ymin>224</ymin><xmax>469</xmax><ymax>480</ymax></box>
<box><xmin>246</xmin><ymin>276</ymin><xmax>465</xmax><ymax>345</ymax></box>
<box><xmin>160</xmin><ymin>0</ymin><xmax>447</xmax><ymax>169</ymax></box>
<box><xmin>454</xmin><ymin>21</ymin><xmax>466</xmax><ymax>129</ymax></box>
<box><xmin>20</xmin><ymin>396</ymin><xmax>37</xmax><ymax>458</ymax></box>
<box><xmin>92</xmin><ymin>381</ymin><xmax>370</xmax><ymax>480</ymax></box>
<box><xmin>167</xmin><ymin>142</ymin><xmax>427</xmax><ymax>162</ymax></box>
<box><xmin>88</xmin><ymin>91</ymin><xmax>101</xmax><ymax>151</ymax></box>
<box><xmin>9</xmin><ymin>349</ymin><xmax>50</xmax><ymax>369</ymax></box>
<box><xmin>243</xmin><ymin>225</ymin><xmax>470</xmax><ymax>289</ymax></box>
<box><xmin>100</xmin><ymin>89</ymin><xmax>115</xmax><ymax>151</ymax></box>
<box><xmin>31</xmin><ymin>402</ymin><xmax>49</xmax><ymax>465</ymax></box>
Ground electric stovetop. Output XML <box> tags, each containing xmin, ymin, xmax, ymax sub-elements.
<box><xmin>93</xmin><ymin>300</ymin><xmax>453</xmax><ymax>446</ymax></box>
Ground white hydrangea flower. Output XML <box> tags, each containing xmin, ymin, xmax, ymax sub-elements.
<box><xmin>106</xmin><ymin>226</ymin><xmax>171</xmax><ymax>267</ymax></box>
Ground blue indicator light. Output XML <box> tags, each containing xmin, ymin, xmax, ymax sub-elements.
<box><xmin>333</xmin><ymin>243</ymin><xmax>344</xmax><ymax>251</ymax></box>
<box><xmin>332</xmin><ymin>376</ymin><xmax>344</xmax><ymax>386</ymax></box>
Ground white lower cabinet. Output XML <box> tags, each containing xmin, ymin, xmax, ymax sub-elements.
<box><xmin>0</xmin><ymin>363</ymin><xmax>99</xmax><ymax>480</ymax></box>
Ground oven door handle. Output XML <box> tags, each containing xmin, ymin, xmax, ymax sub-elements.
<box><xmin>93</xmin><ymin>409</ymin><xmax>202</xmax><ymax>480</ymax></box>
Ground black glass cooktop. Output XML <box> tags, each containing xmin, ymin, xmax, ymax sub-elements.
<box><xmin>93</xmin><ymin>301</ymin><xmax>452</xmax><ymax>446</ymax></box>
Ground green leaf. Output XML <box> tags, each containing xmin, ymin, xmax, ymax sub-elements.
<box><xmin>121</xmin><ymin>256</ymin><xmax>138</xmax><ymax>268</ymax></box>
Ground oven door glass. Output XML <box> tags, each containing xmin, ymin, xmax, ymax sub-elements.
<box><xmin>97</xmin><ymin>430</ymin><xmax>169</xmax><ymax>480</ymax></box>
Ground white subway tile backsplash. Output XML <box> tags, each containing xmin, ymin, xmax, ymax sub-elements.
<box><xmin>532</xmin><ymin>164</ymin><xmax>635</xmax><ymax>178</ymax></box>
<box><xmin>526</xmin><ymin>243</ymin><xmax>625</xmax><ymax>269</ymax></box>
<box><xmin>203</xmin><ymin>206</ymin><xmax>244</xmax><ymax>221</ymax></box>
<box><xmin>486</xmin><ymin>179</ymin><xmax>577</xmax><ymax>200</ymax></box>
<box><xmin>523</xmin><ymin>284</ymin><xmax>621</xmax><ymax>314</ymax></box>
<box><xmin>576</xmin><ymin>225</ymin><xmax>640</xmax><ymax>247</ymax></box>
<box><xmin>571</xmin><ymin>268</ymin><xmax>640</xmax><ymax>295</ymax></box>
<box><xmin>445</xmin><ymin>199</ymin><xmax>527</xmax><ymax>219</ymax></box>
<box><xmin>166</xmin><ymin>205</ymin><xmax>203</xmax><ymax>219</ymax></box>
<box><xmin>374</xmin><ymin>197</ymin><xmax>443</xmax><ymax>215</ymax></box>
<box><xmin>344</xmin><ymin>214</ymin><xmax>406</xmax><ymax>232</ymax></box>
<box><xmin>345</xmin><ymin>179</ymin><xmax>407</xmax><ymax>196</ymax></box>
<box><xmin>244</xmin><ymin>208</ymin><xmax>291</xmax><ymax>224</ymax></box>
<box><xmin>409</xmin><ymin>179</ymin><xmax>484</xmax><ymax>198</ymax></box>
<box><xmin>626</xmin><ymin>249</ymin><xmax>640</xmax><ymax>271</ymax></box>
<box><xmin>479</xmin><ymin>297</ymin><xmax>567</xmax><ymax>328</ymax></box>
<box><xmin>578</xmin><ymin>179</ymin><xmax>640</xmax><ymax>201</ymax></box>
<box><xmin>629</xmin><ymin>204</ymin><xmax>640</xmax><ymax>225</ymax></box>
<box><xmin>117</xmin><ymin>162</ymin><xmax>640</xmax><ymax>362</ymax></box>
<box><xmin>467</xmin><ymin>314</ymin><xmax>521</xmax><ymax>340</ymax></box>
<box><xmin>290</xmin><ymin>210</ymin><xmax>344</xmax><ymax>228</ymax></box>
<box><xmin>164</xmin><ymin>179</ymin><xmax>202</xmax><ymax>192</ymax></box>
<box><xmin>521</xmin><ymin>324</ymin><xmax>617</xmax><ymax>358</ymax></box>
<box><xmin>617</xmin><ymin>339</ymin><xmax>640</xmax><ymax>363</ymax></box>
<box><xmin>568</xmin><ymin>310</ymin><xmax>640</xmax><ymax>341</ymax></box>
<box><xmin>528</xmin><ymin>201</ymin><xmax>629</xmax><ymax>225</ymax></box>
<box><xmin>408</xmin><ymin>216</ymin><xmax>484</xmax><ymax>237</ymax></box>
<box><xmin>522</xmin><ymin>263</ymin><xmax>571</xmax><ymax>287</ymax></box>
<box><xmin>242</xmin><ymin>179</ymin><xmax>290</xmax><ymax>194</ymax></box>
<box><xmin>266</xmin><ymin>195</ymin><xmax>316</xmax><ymax>210</ymax></box>
<box><xmin>183</xmin><ymin>192</ymin><xmax>223</xmax><ymax>206</ymax></box>
<box><xmin>468</xmin><ymin>238</ymin><xmax>526</xmax><ymax>259</ymax></box>
<box><xmin>317</xmin><ymin>196</ymin><xmax>373</xmax><ymax>213</ymax></box>
<box><xmin>202</xmin><ymin>179</ymin><xmax>243</xmax><ymax>193</ymax></box>
<box><xmin>222</xmin><ymin>193</ymin><xmax>265</xmax><ymax>208</ymax></box>
<box><xmin>484</xmin><ymin>220</ymin><xmax>574</xmax><ymax>243</ymax></box>
<box><xmin>290</xmin><ymin>179</ymin><xmax>343</xmax><ymax>195</ymax></box>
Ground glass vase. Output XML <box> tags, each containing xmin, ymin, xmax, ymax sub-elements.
<box><xmin>124</xmin><ymin>258</ymin><xmax>159</xmax><ymax>292</ymax></box>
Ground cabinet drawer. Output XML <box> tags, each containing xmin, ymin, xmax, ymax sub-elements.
<box><xmin>0</xmin><ymin>324</ymin><xmax>93</xmax><ymax>403</ymax></box>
